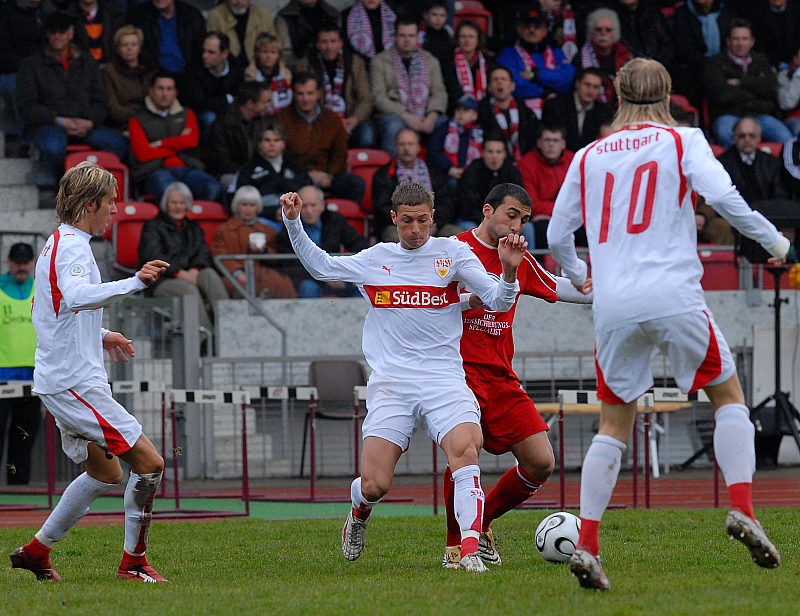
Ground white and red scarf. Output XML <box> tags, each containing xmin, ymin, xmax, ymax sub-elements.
<box><xmin>443</xmin><ymin>121</ymin><xmax>483</xmax><ymax>168</ymax></box>
<box><xmin>393</xmin><ymin>46</ymin><xmax>430</xmax><ymax>116</ymax></box>
<box><xmin>269</xmin><ymin>71</ymin><xmax>292</xmax><ymax>113</ymax></box>
<box><xmin>319</xmin><ymin>51</ymin><xmax>346</xmax><ymax>117</ymax></box>
<box><xmin>493</xmin><ymin>97</ymin><xmax>520</xmax><ymax>160</ymax></box>
<box><xmin>557</xmin><ymin>4</ymin><xmax>577</xmax><ymax>61</ymax></box>
<box><xmin>347</xmin><ymin>0</ymin><xmax>396</xmax><ymax>59</ymax></box>
<box><xmin>418</xmin><ymin>22</ymin><xmax>454</xmax><ymax>47</ymax></box>
<box><xmin>514</xmin><ymin>41</ymin><xmax>556</xmax><ymax>115</ymax></box>
<box><xmin>392</xmin><ymin>157</ymin><xmax>432</xmax><ymax>189</ymax></box>
<box><xmin>454</xmin><ymin>49</ymin><xmax>487</xmax><ymax>100</ymax></box>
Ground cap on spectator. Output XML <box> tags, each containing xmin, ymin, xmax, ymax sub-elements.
<box><xmin>517</xmin><ymin>9</ymin><xmax>545</xmax><ymax>27</ymax></box>
<box><xmin>455</xmin><ymin>95</ymin><xmax>479</xmax><ymax>112</ymax></box>
<box><xmin>8</xmin><ymin>243</ymin><xmax>35</xmax><ymax>263</ymax></box>
<box><xmin>45</xmin><ymin>11</ymin><xmax>75</xmax><ymax>33</ymax></box>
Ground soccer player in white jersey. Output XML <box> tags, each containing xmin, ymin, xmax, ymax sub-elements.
<box><xmin>10</xmin><ymin>162</ymin><xmax>170</xmax><ymax>583</ymax></box>
<box><xmin>547</xmin><ymin>58</ymin><xmax>789</xmax><ymax>590</ymax></box>
<box><xmin>280</xmin><ymin>182</ymin><xmax>528</xmax><ymax>572</ymax></box>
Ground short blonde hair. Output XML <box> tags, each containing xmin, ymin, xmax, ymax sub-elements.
<box><xmin>113</xmin><ymin>24</ymin><xmax>144</xmax><ymax>49</ymax></box>
<box><xmin>56</xmin><ymin>162</ymin><xmax>117</xmax><ymax>226</ymax></box>
<box><xmin>612</xmin><ymin>58</ymin><xmax>676</xmax><ymax>130</ymax></box>
<box><xmin>391</xmin><ymin>182</ymin><xmax>434</xmax><ymax>211</ymax></box>
<box><xmin>231</xmin><ymin>185</ymin><xmax>264</xmax><ymax>216</ymax></box>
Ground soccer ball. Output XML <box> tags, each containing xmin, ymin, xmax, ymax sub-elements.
<box><xmin>535</xmin><ymin>512</ymin><xmax>581</xmax><ymax>563</ymax></box>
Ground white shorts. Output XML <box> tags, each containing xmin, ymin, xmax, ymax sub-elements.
<box><xmin>595</xmin><ymin>309</ymin><xmax>736</xmax><ymax>404</ymax></box>
<box><xmin>361</xmin><ymin>376</ymin><xmax>480</xmax><ymax>450</ymax></box>
<box><xmin>39</xmin><ymin>380</ymin><xmax>142</xmax><ymax>463</ymax></box>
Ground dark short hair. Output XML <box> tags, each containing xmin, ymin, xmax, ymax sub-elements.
<box><xmin>425</xmin><ymin>0</ymin><xmax>448</xmax><ymax>12</ymax></box>
<box><xmin>727</xmin><ymin>17</ymin><xmax>753</xmax><ymax>38</ymax></box>
<box><xmin>538</xmin><ymin>122</ymin><xmax>566</xmax><ymax>140</ymax></box>
<box><xmin>292</xmin><ymin>71</ymin><xmax>320</xmax><ymax>90</ymax></box>
<box><xmin>8</xmin><ymin>243</ymin><xmax>34</xmax><ymax>263</ymax></box>
<box><xmin>260</xmin><ymin>119</ymin><xmax>286</xmax><ymax>140</ymax></box>
<box><xmin>489</xmin><ymin>65</ymin><xmax>514</xmax><ymax>81</ymax></box>
<box><xmin>205</xmin><ymin>31</ymin><xmax>230</xmax><ymax>53</ymax></box>
<box><xmin>236</xmin><ymin>80</ymin><xmax>268</xmax><ymax>106</ymax></box>
<box><xmin>45</xmin><ymin>11</ymin><xmax>75</xmax><ymax>33</ymax></box>
<box><xmin>317</xmin><ymin>21</ymin><xmax>342</xmax><ymax>38</ymax></box>
<box><xmin>484</xmin><ymin>183</ymin><xmax>532</xmax><ymax>211</ymax></box>
<box><xmin>395</xmin><ymin>16</ymin><xmax>419</xmax><ymax>32</ymax></box>
<box><xmin>575</xmin><ymin>67</ymin><xmax>604</xmax><ymax>84</ymax></box>
<box><xmin>455</xmin><ymin>19</ymin><xmax>486</xmax><ymax>50</ymax></box>
<box><xmin>150</xmin><ymin>69</ymin><xmax>177</xmax><ymax>88</ymax></box>
<box><xmin>482</xmin><ymin>132</ymin><xmax>508</xmax><ymax>148</ymax></box>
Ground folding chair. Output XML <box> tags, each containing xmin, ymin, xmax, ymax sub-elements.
<box><xmin>186</xmin><ymin>200</ymin><xmax>228</xmax><ymax>249</ymax></box>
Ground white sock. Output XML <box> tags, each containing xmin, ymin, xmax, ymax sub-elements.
<box><xmin>579</xmin><ymin>434</ymin><xmax>627</xmax><ymax>521</ymax></box>
<box><xmin>124</xmin><ymin>471</ymin><xmax>162</xmax><ymax>556</ymax></box>
<box><xmin>451</xmin><ymin>464</ymin><xmax>484</xmax><ymax>546</ymax></box>
<box><xmin>713</xmin><ymin>404</ymin><xmax>755</xmax><ymax>486</ymax></box>
<box><xmin>37</xmin><ymin>472</ymin><xmax>116</xmax><ymax>546</ymax></box>
<box><xmin>350</xmin><ymin>477</ymin><xmax>380</xmax><ymax>519</ymax></box>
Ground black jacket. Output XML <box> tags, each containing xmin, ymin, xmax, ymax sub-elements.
<box><xmin>718</xmin><ymin>148</ymin><xmax>790</xmax><ymax>205</ymax></box>
<box><xmin>457</xmin><ymin>158</ymin><xmax>523</xmax><ymax>225</ymax></box>
<box><xmin>66</xmin><ymin>0</ymin><xmax>125</xmax><ymax>64</ymax></box>
<box><xmin>0</xmin><ymin>0</ymin><xmax>55</xmax><ymax>75</ymax></box>
<box><xmin>614</xmin><ymin>0</ymin><xmax>674</xmax><ymax>70</ymax></box>
<box><xmin>138</xmin><ymin>210</ymin><xmax>212</xmax><ymax>290</ymax></box>
<box><xmin>478</xmin><ymin>94</ymin><xmax>538</xmax><ymax>159</ymax></box>
<box><xmin>672</xmin><ymin>2</ymin><xmax>734</xmax><ymax>72</ymax></box>
<box><xmin>753</xmin><ymin>0</ymin><xmax>800</xmax><ymax>68</ymax></box>
<box><xmin>129</xmin><ymin>0</ymin><xmax>205</xmax><ymax>71</ymax></box>
<box><xmin>180</xmin><ymin>58</ymin><xmax>245</xmax><ymax>117</ymax></box>
<box><xmin>277</xmin><ymin>209</ymin><xmax>368</xmax><ymax>284</ymax></box>
<box><xmin>542</xmin><ymin>92</ymin><xmax>614</xmax><ymax>153</ymax></box>
<box><xmin>207</xmin><ymin>104</ymin><xmax>263</xmax><ymax>177</ymax></box>
<box><xmin>230</xmin><ymin>153</ymin><xmax>313</xmax><ymax>201</ymax></box>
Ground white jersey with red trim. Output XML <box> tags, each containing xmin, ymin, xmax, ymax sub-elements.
<box><xmin>33</xmin><ymin>224</ymin><xmax>146</xmax><ymax>394</ymax></box>
<box><xmin>283</xmin><ymin>215</ymin><xmax>520</xmax><ymax>379</ymax></box>
<box><xmin>548</xmin><ymin>124</ymin><xmax>784</xmax><ymax>333</ymax></box>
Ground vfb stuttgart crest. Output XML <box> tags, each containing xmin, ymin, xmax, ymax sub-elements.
<box><xmin>435</xmin><ymin>258</ymin><xmax>451</xmax><ymax>279</ymax></box>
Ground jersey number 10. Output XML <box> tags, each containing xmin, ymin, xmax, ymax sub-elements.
<box><xmin>599</xmin><ymin>160</ymin><xmax>659</xmax><ymax>244</ymax></box>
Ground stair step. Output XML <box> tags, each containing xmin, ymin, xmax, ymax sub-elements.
<box><xmin>0</xmin><ymin>158</ymin><xmax>33</xmax><ymax>184</ymax></box>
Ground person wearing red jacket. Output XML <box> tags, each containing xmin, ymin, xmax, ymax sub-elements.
<box><xmin>517</xmin><ymin>123</ymin><xmax>573</xmax><ymax>252</ymax></box>
<box><xmin>128</xmin><ymin>70</ymin><xmax>221</xmax><ymax>202</ymax></box>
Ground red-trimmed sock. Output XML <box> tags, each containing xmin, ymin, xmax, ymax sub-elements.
<box><xmin>577</xmin><ymin>518</ymin><xmax>600</xmax><ymax>556</ymax></box>
<box><xmin>443</xmin><ymin>466</ymin><xmax>461</xmax><ymax>547</ymax></box>
<box><xmin>482</xmin><ymin>465</ymin><xmax>544</xmax><ymax>532</ymax></box>
<box><xmin>728</xmin><ymin>482</ymin><xmax>755</xmax><ymax>520</ymax></box>
<box><xmin>120</xmin><ymin>550</ymin><xmax>148</xmax><ymax>570</ymax></box>
<box><xmin>352</xmin><ymin>506</ymin><xmax>372</xmax><ymax>521</ymax></box>
<box><xmin>24</xmin><ymin>537</ymin><xmax>52</xmax><ymax>560</ymax></box>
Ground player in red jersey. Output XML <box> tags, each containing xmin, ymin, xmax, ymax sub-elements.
<box><xmin>441</xmin><ymin>182</ymin><xmax>593</xmax><ymax>568</ymax></box>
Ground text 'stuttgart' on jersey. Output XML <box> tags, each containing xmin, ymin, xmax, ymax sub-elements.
<box><xmin>547</xmin><ymin>124</ymin><xmax>786</xmax><ymax>333</ymax></box>
<box><xmin>33</xmin><ymin>224</ymin><xmax>146</xmax><ymax>394</ymax></box>
<box><xmin>456</xmin><ymin>229</ymin><xmax>558</xmax><ymax>378</ymax></box>
<box><xmin>283</xmin><ymin>214</ymin><xmax>520</xmax><ymax>380</ymax></box>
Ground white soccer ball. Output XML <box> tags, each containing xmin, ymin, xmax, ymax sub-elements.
<box><xmin>535</xmin><ymin>512</ymin><xmax>581</xmax><ymax>563</ymax></box>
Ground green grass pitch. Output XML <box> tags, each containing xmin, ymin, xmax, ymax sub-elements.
<box><xmin>3</xmin><ymin>508</ymin><xmax>798</xmax><ymax>615</ymax></box>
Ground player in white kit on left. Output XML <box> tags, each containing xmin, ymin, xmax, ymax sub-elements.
<box><xmin>10</xmin><ymin>162</ymin><xmax>170</xmax><ymax>582</ymax></box>
<box><xmin>280</xmin><ymin>182</ymin><xmax>528</xmax><ymax>572</ymax></box>
<box><xmin>547</xmin><ymin>58</ymin><xmax>788</xmax><ymax>590</ymax></box>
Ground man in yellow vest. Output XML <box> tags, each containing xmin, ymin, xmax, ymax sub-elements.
<box><xmin>0</xmin><ymin>243</ymin><xmax>40</xmax><ymax>485</ymax></box>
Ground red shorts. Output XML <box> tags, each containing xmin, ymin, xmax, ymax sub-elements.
<box><xmin>465</xmin><ymin>368</ymin><xmax>549</xmax><ymax>455</ymax></box>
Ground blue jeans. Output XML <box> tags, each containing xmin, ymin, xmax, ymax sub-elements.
<box><xmin>33</xmin><ymin>125</ymin><xmax>128</xmax><ymax>183</ymax></box>
<box><xmin>145</xmin><ymin>167</ymin><xmax>221</xmax><ymax>202</ymax></box>
<box><xmin>349</xmin><ymin>120</ymin><xmax>375</xmax><ymax>148</ymax></box>
<box><xmin>328</xmin><ymin>172</ymin><xmax>366</xmax><ymax>204</ymax></box>
<box><xmin>374</xmin><ymin>114</ymin><xmax>448</xmax><ymax>155</ymax></box>
<box><xmin>713</xmin><ymin>114</ymin><xmax>793</xmax><ymax>149</ymax></box>
<box><xmin>785</xmin><ymin>116</ymin><xmax>800</xmax><ymax>137</ymax></box>
<box><xmin>196</xmin><ymin>110</ymin><xmax>216</xmax><ymax>149</ymax></box>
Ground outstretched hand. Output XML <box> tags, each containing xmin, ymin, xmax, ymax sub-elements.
<box><xmin>103</xmin><ymin>331</ymin><xmax>134</xmax><ymax>362</ymax></box>
<box><xmin>137</xmin><ymin>260</ymin><xmax>169</xmax><ymax>285</ymax></box>
<box><xmin>577</xmin><ymin>277</ymin><xmax>593</xmax><ymax>295</ymax></box>
<box><xmin>280</xmin><ymin>192</ymin><xmax>302</xmax><ymax>220</ymax></box>
<box><xmin>497</xmin><ymin>233</ymin><xmax>528</xmax><ymax>282</ymax></box>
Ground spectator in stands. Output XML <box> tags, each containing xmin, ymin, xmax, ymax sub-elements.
<box><xmin>672</xmin><ymin>0</ymin><xmax>735</xmax><ymax>109</ymax></box>
<box><xmin>129</xmin><ymin>0</ymin><xmax>205</xmax><ymax>74</ymax></box>
<box><xmin>0</xmin><ymin>242</ymin><xmax>41</xmax><ymax>485</ymax></box>
<box><xmin>294</xmin><ymin>22</ymin><xmax>374</xmax><ymax>147</ymax></box>
<box><xmin>753</xmin><ymin>0</ymin><xmax>800</xmax><ymax>69</ymax></box>
<box><xmin>478</xmin><ymin>65</ymin><xmax>538</xmax><ymax>160</ymax></box>
<box><xmin>456</xmin><ymin>133</ymin><xmax>524</xmax><ymax>231</ymax></box>
<box><xmin>542</xmin><ymin>66</ymin><xmax>613</xmax><ymax>152</ymax></box>
<box><xmin>497</xmin><ymin>8</ymin><xmax>575</xmax><ymax>118</ymax></box>
<box><xmin>372</xmin><ymin>127</ymin><xmax>457</xmax><ymax>241</ymax></box>
<box><xmin>211</xmin><ymin>184</ymin><xmax>296</xmax><ymax>298</ymax></box>
<box><xmin>138</xmin><ymin>181</ymin><xmax>229</xmax><ymax>335</ymax></box>
<box><xmin>343</xmin><ymin>0</ymin><xmax>396</xmax><ymax>63</ymax></box>
<box><xmin>277</xmin><ymin>185</ymin><xmax>367</xmax><ymax>297</ymax></box>
<box><xmin>574</xmin><ymin>8</ymin><xmax>633</xmax><ymax>103</ymax></box>
<box><xmin>777</xmin><ymin>45</ymin><xmax>800</xmax><ymax>135</ymax></box>
<box><xmin>517</xmin><ymin>122</ymin><xmax>574</xmax><ymax>252</ymax></box>
<box><xmin>0</xmin><ymin>0</ymin><xmax>55</xmax><ymax>142</ymax></box>
<box><xmin>371</xmin><ymin>17</ymin><xmax>448</xmax><ymax>155</ymax></box>
<box><xmin>442</xmin><ymin>19</ymin><xmax>497</xmax><ymax>114</ymax></box>
<box><xmin>419</xmin><ymin>0</ymin><xmax>453</xmax><ymax>70</ymax></box>
<box><xmin>180</xmin><ymin>31</ymin><xmax>245</xmax><ymax>146</ymax></box>
<box><xmin>276</xmin><ymin>72</ymin><xmax>365</xmax><ymax>203</ymax></box>
<box><xmin>244</xmin><ymin>33</ymin><xmax>293</xmax><ymax>115</ymax></box>
<box><xmin>540</xmin><ymin>0</ymin><xmax>578</xmax><ymax>61</ymax></box>
<box><xmin>207</xmin><ymin>81</ymin><xmax>270</xmax><ymax>190</ymax></box>
<box><xmin>101</xmin><ymin>25</ymin><xmax>157</xmax><ymax>131</ymax></box>
<box><xmin>128</xmin><ymin>71</ymin><xmax>221</xmax><ymax>201</ymax></box>
<box><xmin>206</xmin><ymin>0</ymin><xmax>276</xmax><ymax>65</ymax></box>
<box><xmin>426</xmin><ymin>94</ymin><xmax>483</xmax><ymax>194</ymax></box>
<box><xmin>274</xmin><ymin>0</ymin><xmax>340</xmax><ymax>69</ymax></box>
<box><xmin>613</xmin><ymin>0</ymin><xmax>674</xmax><ymax>72</ymax></box>
<box><xmin>227</xmin><ymin>120</ymin><xmax>313</xmax><ymax>229</ymax></box>
<box><xmin>65</xmin><ymin>0</ymin><xmax>124</xmax><ymax>64</ymax></box>
<box><xmin>705</xmin><ymin>19</ymin><xmax>793</xmax><ymax>149</ymax></box>
<box><xmin>17</xmin><ymin>11</ymin><xmax>126</xmax><ymax>185</ymax></box>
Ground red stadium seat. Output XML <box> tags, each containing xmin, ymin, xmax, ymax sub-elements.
<box><xmin>110</xmin><ymin>201</ymin><xmax>159</xmax><ymax>274</ymax></box>
<box><xmin>758</xmin><ymin>142</ymin><xmax>783</xmax><ymax>158</ymax></box>
<box><xmin>66</xmin><ymin>144</ymin><xmax>92</xmax><ymax>153</ymax></box>
<box><xmin>710</xmin><ymin>144</ymin><xmax>725</xmax><ymax>157</ymax></box>
<box><xmin>326</xmin><ymin>198</ymin><xmax>368</xmax><ymax>237</ymax></box>
<box><xmin>186</xmin><ymin>200</ymin><xmax>228</xmax><ymax>249</ymax></box>
<box><xmin>669</xmin><ymin>94</ymin><xmax>699</xmax><ymax>127</ymax></box>
<box><xmin>65</xmin><ymin>150</ymin><xmax>130</xmax><ymax>201</ymax></box>
<box><xmin>698</xmin><ymin>247</ymin><xmax>739</xmax><ymax>290</ymax></box>
<box><xmin>347</xmin><ymin>148</ymin><xmax>391</xmax><ymax>214</ymax></box>
<box><xmin>454</xmin><ymin>0</ymin><xmax>493</xmax><ymax>36</ymax></box>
